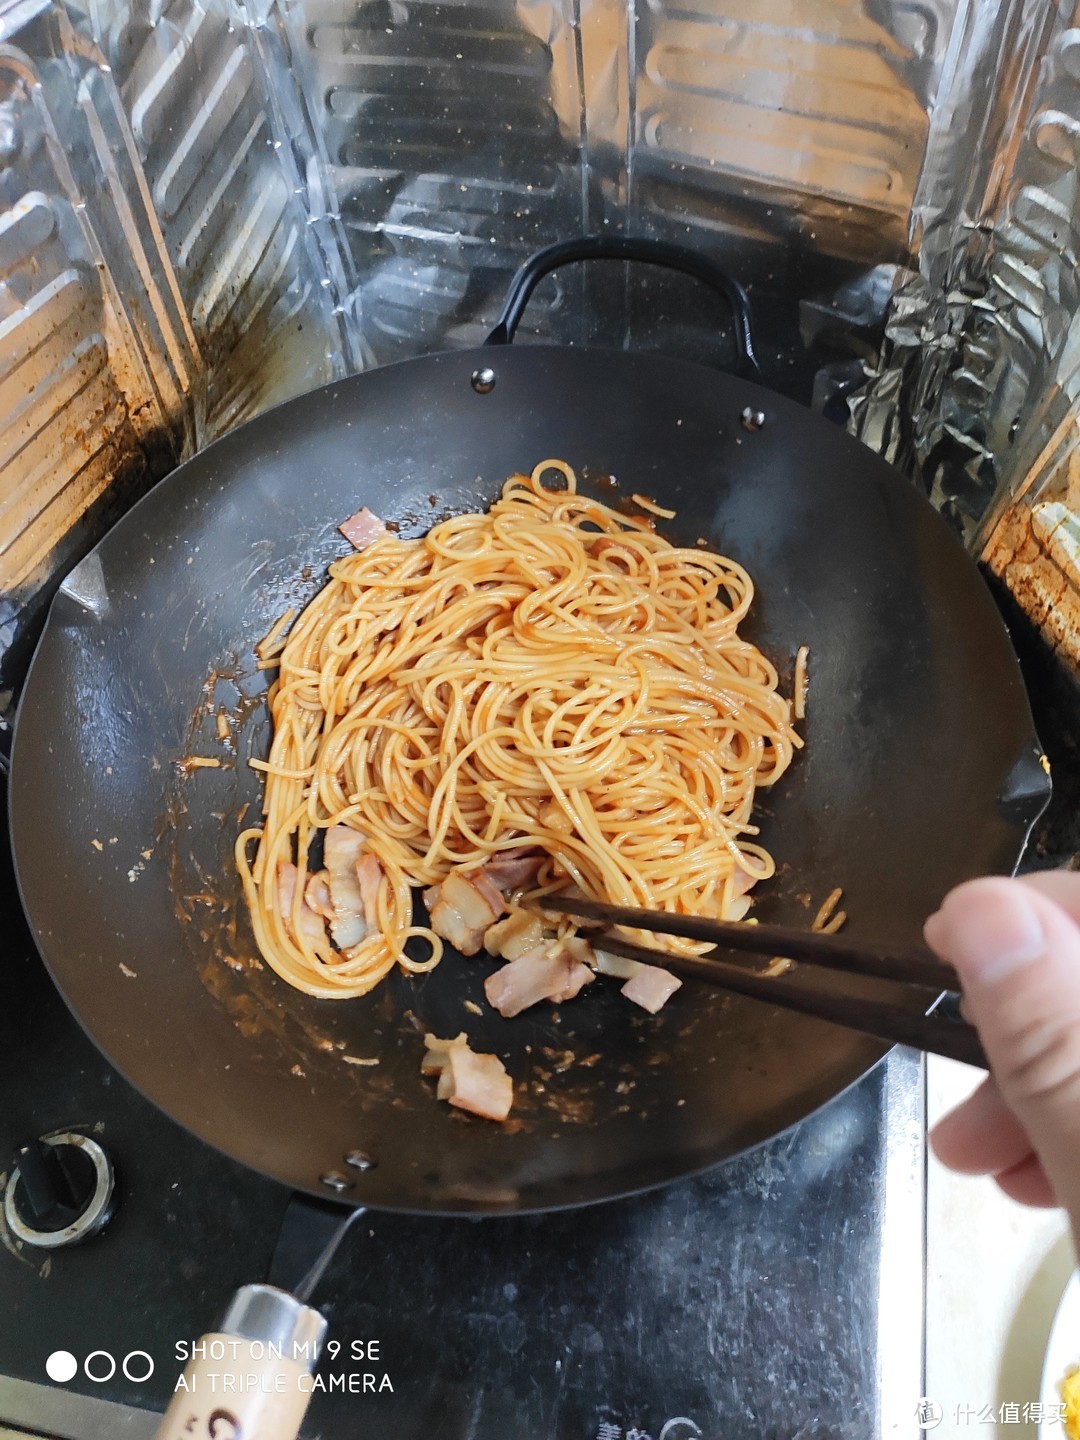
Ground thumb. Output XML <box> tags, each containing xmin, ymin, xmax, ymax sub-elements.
<box><xmin>924</xmin><ymin>877</ymin><xmax>1080</xmax><ymax>1231</ymax></box>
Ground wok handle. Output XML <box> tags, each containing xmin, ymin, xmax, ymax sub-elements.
<box><xmin>154</xmin><ymin>1199</ymin><xmax>365</xmax><ymax>1439</ymax></box>
<box><xmin>154</xmin><ymin>1286</ymin><xmax>326</xmax><ymax>1440</ymax></box>
<box><xmin>483</xmin><ymin>235</ymin><xmax>760</xmax><ymax>375</ymax></box>
<box><xmin>154</xmin><ymin>1330</ymin><xmax>313</xmax><ymax>1440</ymax></box>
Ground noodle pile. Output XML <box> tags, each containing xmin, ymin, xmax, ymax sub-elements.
<box><xmin>237</xmin><ymin>461</ymin><xmax>802</xmax><ymax>999</ymax></box>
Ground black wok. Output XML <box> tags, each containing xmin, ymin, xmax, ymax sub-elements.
<box><xmin>10</xmin><ymin>239</ymin><xmax>1050</xmax><ymax>1213</ymax></box>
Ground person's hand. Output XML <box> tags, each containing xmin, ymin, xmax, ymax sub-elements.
<box><xmin>924</xmin><ymin>872</ymin><xmax>1080</xmax><ymax>1248</ymax></box>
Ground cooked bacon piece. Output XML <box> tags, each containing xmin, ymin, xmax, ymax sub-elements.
<box><xmin>732</xmin><ymin>866</ymin><xmax>762</xmax><ymax>898</ymax></box>
<box><xmin>421</xmin><ymin>1032</ymin><xmax>469</xmax><ymax>1075</ymax></box>
<box><xmin>324</xmin><ymin>826</ymin><xmax>366</xmax><ymax>868</ymax></box>
<box><xmin>355</xmin><ymin>853</ymin><xmax>383</xmax><ymax>931</ymax></box>
<box><xmin>555</xmin><ymin>958</ymin><xmax>594</xmax><ymax>1002</ymax></box>
<box><xmin>338</xmin><ymin>507</ymin><xmax>387</xmax><ymax>550</ymax></box>
<box><xmin>590</xmin><ymin>942</ymin><xmax>680</xmax><ymax>1010</ymax></box>
<box><xmin>427</xmin><ymin>871</ymin><xmax>504</xmax><ymax>955</ymax></box>
<box><xmin>304</xmin><ymin>871</ymin><xmax>333</xmax><ymax>919</ymax></box>
<box><xmin>484</xmin><ymin>943</ymin><xmax>566</xmax><ymax>1017</ymax></box>
<box><xmin>323</xmin><ymin>825</ymin><xmax>368</xmax><ymax>949</ymax></box>
<box><xmin>551</xmin><ymin>936</ymin><xmax>596</xmax><ymax>1001</ymax></box>
<box><xmin>277</xmin><ymin>863</ymin><xmax>330</xmax><ymax>954</ymax></box>
<box><xmin>462</xmin><ymin>867</ymin><xmax>507</xmax><ymax>917</ymax></box>
<box><xmin>483</xmin><ymin>907</ymin><xmax>544</xmax><ymax>961</ymax></box>
<box><xmin>621</xmin><ymin>964</ymin><xmax>682</xmax><ymax>1014</ymax></box>
<box><xmin>422</xmin><ymin>1033</ymin><xmax>513</xmax><ymax>1122</ymax></box>
<box><xmin>559</xmin><ymin>935</ymin><xmax>595</xmax><ymax>966</ymax></box>
<box><xmin>442</xmin><ymin>1047</ymin><xmax>514</xmax><ymax>1122</ymax></box>
<box><xmin>484</xmin><ymin>941</ymin><xmax>594</xmax><ymax>1017</ymax></box>
<box><xmin>477</xmin><ymin>848</ymin><xmax>545</xmax><ymax>893</ymax></box>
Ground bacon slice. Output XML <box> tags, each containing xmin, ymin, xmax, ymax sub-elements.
<box><xmin>732</xmin><ymin>866</ymin><xmax>762</xmax><ymax>898</ymax></box>
<box><xmin>442</xmin><ymin>1047</ymin><xmax>514</xmax><ymax>1121</ymax></box>
<box><xmin>725</xmin><ymin>865</ymin><xmax>764</xmax><ymax>922</ymax></box>
<box><xmin>324</xmin><ymin>826</ymin><xmax>366</xmax><ymax>868</ymax></box>
<box><xmin>426</xmin><ymin>871</ymin><xmax>504</xmax><ymax>955</ymax></box>
<box><xmin>355</xmin><ymin>853</ymin><xmax>383</xmax><ymax>931</ymax></box>
<box><xmin>277</xmin><ymin>863</ymin><xmax>331</xmax><ymax>954</ymax></box>
<box><xmin>476</xmin><ymin>848</ymin><xmax>544</xmax><ymax>893</ymax></box>
<box><xmin>338</xmin><ymin>507</ymin><xmax>387</xmax><ymax>550</ymax></box>
<box><xmin>483</xmin><ymin>907</ymin><xmax>544</xmax><ymax>961</ymax></box>
<box><xmin>421</xmin><ymin>1032</ymin><xmax>468</xmax><ymax>1075</ymax></box>
<box><xmin>304</xmin><ymin>871</ymin><xmax>333</xmax><ymax>919</ymax></box>
<box><xmin>422</xmin><ymin>1033</ymin><xmax>513</xmax><ymax>1122</ymax></box>
<box><xmin>462</xmin><ymin>867</ymin><xmax>506</xmax><ymax>917</ymax></box>
<box><xmin>589</xmin><ymin>943</ymin><xmax>681</xmax><ymax>1012</ymax></box>
<box><xmin>323</xmin><ymin>825</ymin><xmax>369</xmax><ymax>949</ymax></box>
<box><xmin>556</xmin><ymin>959</ymin><xmax>594</xmax><ymax>1002</ymax></box>
<box><xmin>620</xmin><ymin>964</ymin><xmax>682</xmax><ymax>1014</ymax></box>
<box><xmin>484</xmin><ymin>943</ymin><xmax>565</xmax><ymax>1017</ymax></box>
<box><xmin>484</xmin><ymin>940</ymin><xmax>594</xmax><ymax>1017</ymax></box>
<box><xmin>559</xmin><ymin>935</ymin><xmax>595</xmax><ymax>966</ymax></box>
<box><xmin>552</xmin><ymin>936</ymin><xmax>596</xmax><ymax>1000</ymax></box>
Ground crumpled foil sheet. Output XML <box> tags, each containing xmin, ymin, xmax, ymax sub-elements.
<box><xmin>2</xmin><ymin>0</ymin><xmax>1080</xmax><ymax>717</ymax></box>
<box><xmin>849</xmin><ymin>0</ymin><xmax>1080</xmax><ymax>674</ymax></box>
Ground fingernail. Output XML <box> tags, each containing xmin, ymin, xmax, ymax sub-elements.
<box><xmin>938</xmin><ymin>884</ymin><xmax>1046</xmax><ymax>986</ymax></box>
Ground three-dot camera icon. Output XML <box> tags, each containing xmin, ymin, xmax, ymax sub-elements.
<box><xmin>46</xmin><ymin>1350</ymin><xmax>154</xmax><ymax>1384</ymax></box>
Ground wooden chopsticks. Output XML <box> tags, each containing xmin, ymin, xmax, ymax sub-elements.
<box><xmin>539</xmin><ymin>895</ymin><xmax>988</xmax><ymax>1070</ymax></box>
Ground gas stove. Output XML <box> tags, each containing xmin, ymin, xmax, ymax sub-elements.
<box><xmin>0</xmin><ymin>782</ymin><xmax>924</xmax><ymax>1440</ymax></box>
<box><xmin>2</xmin><ymin>0</ymin><xmax>1079</xmax><ymax>1431</ymax></box>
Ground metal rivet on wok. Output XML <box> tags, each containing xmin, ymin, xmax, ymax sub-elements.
<box><xmin>320</xmin><ymin>1170</ymin><xmax>354</xmax><ymax>1192</ymax></box>
<box><xmin>471</xmin><ymin>367</ymin><xmax>496</xmax><ymax>394</ymax></box>
<box><xmin>740</xmin><ymin>406</ymin><xmax>766</xmax><ymax>432</ymax></box>
<box><xmin>344</xmin><ymin>1150</ymin><xmax>377</xmax><ymax>1171</ymax></box>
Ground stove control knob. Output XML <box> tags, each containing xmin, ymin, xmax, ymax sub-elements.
<box><xmin>4</xmin><ymin>1132</ymin><xmax>116</xmax><ymax>1248</ymax></box>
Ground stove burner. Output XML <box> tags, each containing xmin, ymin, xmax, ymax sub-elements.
<box><xmin>4</xmin><ymin>1131</ymin><xmax>115</xmax><ymax>1248</ymax></box>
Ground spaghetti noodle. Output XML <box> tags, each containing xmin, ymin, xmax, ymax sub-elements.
<box><xmin>237</xmin><ymin>461</ymin><xmax>802</xmax><ymax>999</ymax></box>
